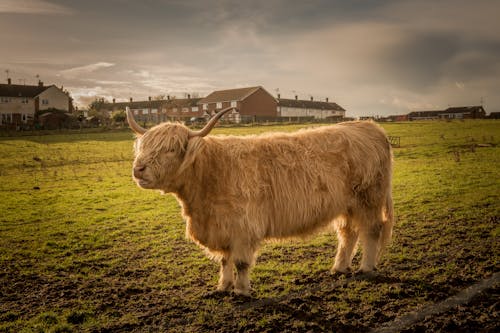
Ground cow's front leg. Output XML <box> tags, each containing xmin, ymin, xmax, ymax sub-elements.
<box><xmin>333</xmin><ymin>221</ymin><xmax>358</xmax><ymax>273</ymax></box>
<box><xmin>231</xmin><ymin>242</ymin><xmax>256</xmax><ymax>296</ymax></box>
<box><xmin>217</xmin><ymin>257</ymin><xmax>234</xmax><ymax>291</ymax></box>
<box><xmin>234</xmin><ymin>259</ymin><xmax>251</xmax><ymax>296</ymax></box>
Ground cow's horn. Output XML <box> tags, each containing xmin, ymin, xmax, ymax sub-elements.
<box><xmin>188</xmin><ymin>106</ymin><xmax>235</xmax><ymax>138</ymax></box>
<box><xmin>126</xmin><ymin>107</ymin><xmax>147</xmax><ymax>135</ymax></box>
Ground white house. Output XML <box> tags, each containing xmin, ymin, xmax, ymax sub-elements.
<box><xmin>277</xmin><ymin>96</ymin><xmax>345</xmax><ymax>120</ymax></box>
<box><xmin>0</xmin><ymin>78</ymin><xmax>73</xmax><ymax>127</ymax></box>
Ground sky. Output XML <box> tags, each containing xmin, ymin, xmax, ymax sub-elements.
<box><xmin>1</xmin><ymin>0</ymin><xmax>499</xmax><ymax>116</ymax></box>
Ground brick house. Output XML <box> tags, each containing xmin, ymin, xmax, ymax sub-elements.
<box><xmin>198</xmin><ymin>86</ymin><xmax>277</xmax><ymax>123</ymax></box>
<box><xmin>102</xmin><ymin>98</ymin><xmax>166</xmax><ymax>123</ymax></box>
<box><xmin>162</xmin><ymin>96</ymin><xmax>202</xmax><ymax>122</ymax></box>
<box><xmin>101</xmin><ymin>96</ymin><xmax>202</xmax><ymax>123</ymax></box>
<box><xmin>0</xmin><ymin>78</ymin><xmax>73</xmax><ymax>128</ymax></box>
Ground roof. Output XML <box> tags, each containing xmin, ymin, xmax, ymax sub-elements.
<box><xmin>102</xmin><ymin>98</ymin><xmax>202</xmax><ymax>110</ymax></box>
<box><xmin>167</xmin><ymin>98</ymin><xmax>202</xmax><ymax>108</ymax></box>
<box><xmin>103</xmin><ymin>100</ymin><xmax>166</xmax><ymax>109</ymax></box>
<box><xmin>444</xmin><ymin>106</ymin><xmax>484</xmax><ymax>113</ymax></box>
<box><xmin>198</xmin><ymin>86</ymin><xmax>263</xmax><ymax>104</ymax></box>
<box><xmin>0</xmin><ymin>83</ymin><xmax>52</xmax><ymax>98</ymax></box>
<box><xmin>278</xmin><ymin>98</ymin><xmax>345</xmax><ymax>111</ymax></box>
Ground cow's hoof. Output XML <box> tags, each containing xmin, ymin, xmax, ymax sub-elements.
<box><xmin>355</xmin><ymin>269</ymin><xmax>377</xmax><ymax>279</ymax></box>
<box><xmin>233</xmin><ymin>288</ymin><xmax>251</xmax><ymax>297</ymax></box>
<box><xmin>331</xmin><ymin>267</ymin><xmax>352</xmax><ymax>276</ymax></box>
<box><xmin>202</xmin><ymin>290</ymin><xmax>230</xmax><ymax>299</ymax></box>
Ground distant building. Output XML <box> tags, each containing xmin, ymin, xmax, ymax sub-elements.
<box><xmin>408</xmin><ymin>106</ymin><xmax>486</xmax><ymax>121</ymax></box>
<box><xmin>163</xmin><ymin>96</ymin><xmax>202</xmax><ymax>122</ymax></box>
<box><xmin>0</xmin><ymin>78</ymin><xmax>73</xmax><ymax>128</ymax></box>
<box><xmin>381</xmin><ymin>114</ymin><xmax>409</xmax><ymax>122</ymax></box>
<box><xmin>277</xmin><ymin>96</ymin><xmax>345</xmax><ymax>120</ymax></box>
<box><xmin>102</xmin><ymin>97</ymin><xmax>166</xmax><ymax>123</ymax></box>
<box><xmin>101</xmin><ymin>96</ymin><xmax>203</xmax><ymax>123</ymax></box>
<box><xmin>199</xmin><ymin>86</ymin><xmax>277</xmax><ymax>123</ymax></box>
<box><xmin>488</xmin><ymin>112</ymin><xmax>500</xmax><ymax>119</ymax></box>
<box><xmin>102</xmin><ymin>86</ymin><xmax>346</xmax><ymax>125</ymax></box>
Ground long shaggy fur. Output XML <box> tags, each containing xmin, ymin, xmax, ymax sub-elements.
<box><xmin>131</xmin><ymin>121</ymin><xmax>394</xmax><ymax>295</ymax></box>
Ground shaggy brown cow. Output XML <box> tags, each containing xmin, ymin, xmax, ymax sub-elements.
<box><xmin>127</xmin><ymin>107</ymin><xmax>393</xmax><ymax>295</ymax></box>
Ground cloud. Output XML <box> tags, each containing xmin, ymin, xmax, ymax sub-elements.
<box><xmin>3</xmin><ymin>0</ymin><xmax>500</xmax><ymax>115</ymax></box>
<box><xmin>59</xmin><ymin>62</ymin><xmax>116</xmax><ymax>78</ymax></box>
<box><xmin>0</xmin><ymin>0</ymin><xmax>72</xmax><ymax>15</ymax></box>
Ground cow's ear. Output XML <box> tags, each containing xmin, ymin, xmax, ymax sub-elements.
<box><xmin>177</xmin><ymin>137</ymin><xmax>205</xmax><ymax>175</ymax></box>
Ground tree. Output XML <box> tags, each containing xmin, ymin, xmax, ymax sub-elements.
<box><xmin>88</xmin><ymin>97</ymin><xmax>108</xmax><ymax>112</ymax></box>
<box><xmin>111</xmin><ymin>110</ymin><xmax>126</xmax><ymax>126</ymax></box>
<box><xmin>88</xmin><ymin>98</ymin><xmax>110</xmax><ymax>126</ymax></box>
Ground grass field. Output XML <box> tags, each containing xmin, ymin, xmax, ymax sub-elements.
<box><xmin>0</xmin><ymin>120</ymin><xmax>499</xmax><ymax>332</ymax></box>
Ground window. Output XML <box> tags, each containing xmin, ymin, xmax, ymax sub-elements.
<box><xmin>21</xmin><ymin>97</ymin><xmax>29</xmax><ymax>104</ymax></box>
<box><xmin>1</xmin><ymin>97</ymin><xmax>10</xmax><ymax>103</ymax></box>
<box><xmin>202</xmin><ymin>104</ymin><xmax>208</xmax><ymax>110</ymax></box>
<box><xmin>230</xmin><ymin>101</ymin><xmax>237</xmax><ymax>108</ymax></box>
<box><xmin>2</xmin><ymin>113</ymin><xmax>12</xmax><ymax>123</ymax></box>
<box><xmin>172</xmin><ymin>107</ymin><xmax>178</xmax><ymax>112</ymax></box>
<box><xmin>42</xmin><ymin>99</ymin><xmax>49</xmax><ymax>105</ymax></box>
<box><xmin>192</xmin><ymin>106</ymin><xmax>199</xmax><ymax>112</ymax></box>
<box><xmin>216</xmin><ymin>102</ymin><xmax>222</xmax><ymax>109</ymax></box>
<box><xmin>182</xmin><ymin>107</ymin><xmax>189</xmax><ymax>112</ymax></box>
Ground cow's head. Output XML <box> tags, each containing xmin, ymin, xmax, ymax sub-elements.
<box><xmin>127</xmin><ymin>106</ymin><xmax>233</xmax><ymax>191</ymax></box>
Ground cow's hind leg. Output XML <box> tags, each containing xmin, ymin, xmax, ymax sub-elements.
<box><xmin>357</xmin><ymin>211</ymin><xmax>383</xmax><ymax>273</ymax></box>
<box><xmin>333</xmin><ymin>218</ymin><xmax>358</xmax><ymax>273</ymax></box>
<box><xmin>217</xmin><ymin>256</ymin><xmax>234</xmax><ymax>292</ymax></box>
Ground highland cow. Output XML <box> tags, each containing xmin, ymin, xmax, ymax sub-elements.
<box><xmin>127</xmin><ymin>106</ymin><xmax>393</xmax><ymax>295</ymax></box>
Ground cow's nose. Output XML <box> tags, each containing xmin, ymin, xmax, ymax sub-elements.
<box><xmin>133</xmin><ymin>165</ymin><xmax>146</xmax><ymax>178</ymax></box>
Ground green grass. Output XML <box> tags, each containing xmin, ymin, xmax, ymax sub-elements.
<box><xmin>0</xmin><ymin>120</ymin><xmax>499</xmax><ymax>332</ymax></box>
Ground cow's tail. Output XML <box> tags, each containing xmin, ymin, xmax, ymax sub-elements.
<box><xmin>378</xmin><ymin>189</ymin><xmax>394</xmax><ymax>262</ymax></box>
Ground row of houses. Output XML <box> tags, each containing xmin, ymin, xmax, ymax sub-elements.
<box><xmin>0</xmin><ymin>79</ymin><xmax>73</xmax><ymax>128</ymax></box>
<box><xmin>100</xmin><ymin>86</ymin><xmax>346</xmax><ymax>124</ymax></box>
<box><xmin>382</xmin><ymin>106</ymin><xmax>488</xmax><ymax>122</ymax></box>
<box><xmin>4</xmin><ymin>78</ymin><xmax>490</xmax><ymax>130</ymax></box>
<box><xmin>0</xmin><ymin>82</ymin><xmax>346</xmax><ymax>128</ymax></box>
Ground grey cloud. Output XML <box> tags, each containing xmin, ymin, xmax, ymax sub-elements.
<box><xmin>382</xmin><ymin>31</ymin><xmax>461</xmax><ymax>91</ymax></box>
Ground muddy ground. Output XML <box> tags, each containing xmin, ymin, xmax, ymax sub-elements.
<box><xmin>1</xmin><ymin>224</ymin><xmax>498</xmax><ymax>333</ymax></box>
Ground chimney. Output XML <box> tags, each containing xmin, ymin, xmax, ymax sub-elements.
<box><xmin>295</xmin><ymin>95</ymin><xmax>298</xmax><ymax>100</ymax></box>
<box><xmin>130</xmin><ymin>97</ymin><xmax>133</xmax><ymax>102</ymax></box>
<box><xmin>188</xmin><ymin>94</ymin><xmax>191</xmax><ymax>99</ymax></box>
<box><xmin>148</xmin><ymin>96</ymin><xmax>152</xmax><ymax>101</ymax></box>
<box><xmin>167</xmin><ymin>95</ymin><xmax>170</xmax><ymax>100</ymax></box>
<box><xmin>38</xmin><ymin>80</ymin><xmax>43</xmax><ymax>87</ymax></box>
<box><xmin>277</xmin><ymin>93</ymin><xmax>280</xmax><ymax>99</ymax></box>
<box><xmin>112</xmin><ymin>98</ymin><xmax>115</xmax><ymax>104</ymax></box>
<box><xmin>326</xmin><ymin>97</ymin><xmax>329</xmax><ymax>103</ymax></box>
<box><xmin>7</xmin><ymin>78</ymin><xmax>11</xmax><ymax>85</ymax></box>
<box><xmin>310</xmin><ymin>96</ymin><xmax>313</xmax><ymax>101</ymax></box>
